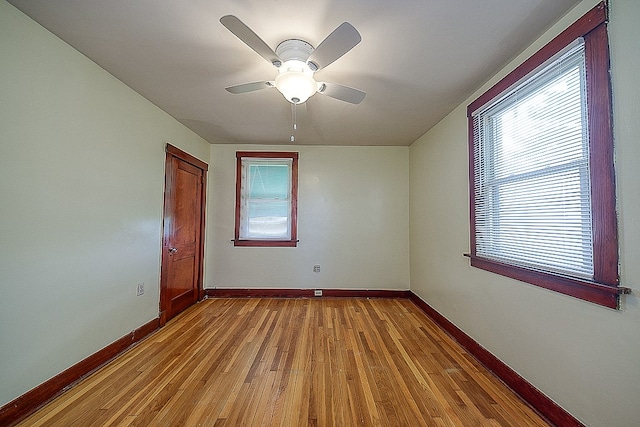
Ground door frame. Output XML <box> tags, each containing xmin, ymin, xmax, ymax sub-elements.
<box><xmin>159</xmin><ymin>144</ymin><xmax>208</xmax><ymax>326</ymax></box>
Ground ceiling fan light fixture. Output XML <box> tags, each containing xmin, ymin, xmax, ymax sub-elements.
<box><xmin>221</xmin><ymin>17</ymin><xmax>365</xmax><ymax>105</ymax></box>
<box><xmin>274</xmin><ymin>60</ymin><xmax>318</xmax><ymax>104</ymax></box>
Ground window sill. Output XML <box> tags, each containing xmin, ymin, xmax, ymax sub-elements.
<box><xmin>233</xmin><ymin>239</ymin><xmax>298</xmax><ymax>247</ymax></box>
<box><xmin>464</xmin><ymin>254</ymin><xmax>630</xmax><ymax>309</ymax></box>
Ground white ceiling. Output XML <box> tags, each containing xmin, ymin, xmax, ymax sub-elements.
<box><xmin>8</xmin><ymin>0</ymin><xmax>580</xmax><ymax>146</ymax></box>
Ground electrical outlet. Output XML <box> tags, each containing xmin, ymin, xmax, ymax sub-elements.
<box><xmin>314</xmin><ymin>289</ymin><xmax>322</xmax><ymax>297</ymax></box>
<box><xmin>136</xmin><ymin>282</ymin><xmax>144</xmax><ymax>296</ymax></box>
<box><xmin>313</xmin><ymin>264</ymin><xmax>321</xmax><ymax>273</ymax></box>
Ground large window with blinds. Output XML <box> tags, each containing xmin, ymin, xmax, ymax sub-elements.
<box><xmin>234</xmin><ymin>152</ymin><xmax>298</xmax><ymax>247</ymax></box>
<box><xmin>473</xmin><ymin>40</ymin><xmax>591</xmax><ymax>278</ymax></box>
<box><xmin>466</xmin><ymin>3</ymin><xmax>622</xmax><ymax>308</ymax></box>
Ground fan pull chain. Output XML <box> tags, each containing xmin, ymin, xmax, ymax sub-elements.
<box><xmin>290</xmin><ymin>103</ymin><xmax>297</xmax><ymax>142</ymax></box>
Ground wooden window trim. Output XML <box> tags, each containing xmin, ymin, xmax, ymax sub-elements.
<box><xmin>466</xmin><ymin>2</ymin><xmax>624</xmax><ymax>309</ymax></box>
<box><xmin>234</xmin><ymin>151</ymin><xmax>298</xmax><ymax>247</ymax></box>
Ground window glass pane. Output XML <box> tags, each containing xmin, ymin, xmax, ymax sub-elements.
<box><xmin>247</xmin><ymin>201</ymin><xmax>290</xmax><ymax>238</ymax></box>
<box><xmin>476</xmin><ymin>168</ymin><xmax>593</xmax><ymax>278</ymax></box>
<box><xmin>489</xmin><ymin>64</ymin><xmax>585</xmax><ymax>179</ymax></box>
<box><xmin>248</xmin><ymin>164</ymin><xmax>290</xmax><ymax>199</ymax></box>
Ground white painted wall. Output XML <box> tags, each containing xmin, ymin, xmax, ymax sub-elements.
<box><xmin>409</xmin><ymin>1</ymin><xmax>640</xmax><ymax>426</ymax></box>
<box><xmin>206</xmin><ymin>144</ymin><xmax>410</xmax><ymax>291</ymax></box>
<box><xmin>0</xmin><ymin>1</ymin><xmax>209</xmax><ymax>407</ymax></box>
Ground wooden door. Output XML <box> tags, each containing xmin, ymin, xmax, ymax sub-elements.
<box><xmin>160</xmin><ymin>144</ymin><xmax>207</xmax><ymax>325</ymax></box>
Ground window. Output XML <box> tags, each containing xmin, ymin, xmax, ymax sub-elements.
<box><xmin>467</xmin><ymin>2</ymin><xmax>624</xmax><ymax>308</ymax></box>
<box><xmin>234</xmin><ymin>152</ymin><xmax>298</xmax><ymax>247</ymax></box>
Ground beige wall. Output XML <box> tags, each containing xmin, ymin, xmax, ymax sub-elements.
<box><xmin>0</xmin><ymin>1</ymin><xmax>209</xmax><ymax>407</ymax></box>
<box><xmin>206</xmin><ymin>144</ymin><xmax>410</xmax><ymax>291</ymax></box>
<box><xmin>409</xmin><ymin>1</ymin><xmax>640</xmax><ymax>426</ymax></box>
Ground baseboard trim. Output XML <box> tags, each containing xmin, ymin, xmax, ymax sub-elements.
<box><xmin>408</xmin><ymin>292</ymin><xmax>583</xmax><ymax>427</ymax></box>
<box><xmin>0</xmin><ymin>318</ymin><xmax>160</xmax><ymax>426</ymax></box>
<box><xmin>205</xmin><ymin>288</ymin><xmax>411</xmax><ymax>299</ymax></box>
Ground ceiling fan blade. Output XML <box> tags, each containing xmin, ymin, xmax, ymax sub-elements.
<box><xmin>225</xmin><ymin>81</ymin><xmax>274</xmax><ymax>94</ymax></box>
<box><xmin>307</xmin><ymin>22</ymin><xmax>361</xmax><ymax>70</ymax></box>
<box><xmin>220</xmin><ymin>15</ymin><xmax>281</xmax><ymax>66</ymax></box>
<box><xmin>318</xmin><ymin>82</ymin><xmax>366</xmax><ymax>104</ymax></box>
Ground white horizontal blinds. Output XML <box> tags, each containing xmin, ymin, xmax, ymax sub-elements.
<box><xmin>472</xmin><ymin>39</ymin><xmax>594</xmax><ymax>279</ymax></box>
<box><xmin>240</xmin><ymin>157</ymin><xmax>292</xmax><ymax>239</ymax></box>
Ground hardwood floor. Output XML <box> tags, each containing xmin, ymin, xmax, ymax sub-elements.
<box><xmin>17</xmin><ymin>298</ymin><xmax>550</xmax><ymax>426</ymax></box>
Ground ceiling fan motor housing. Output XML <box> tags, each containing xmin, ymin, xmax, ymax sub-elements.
<box><xmin>275</xmin><ymin>39</ymin><xmax>315</xmax><ymax>63</ymax></box>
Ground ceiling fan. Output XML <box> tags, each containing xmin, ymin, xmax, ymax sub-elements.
<box><xmin>220</xmin><ymin>15</ymin><xmax>366</xmax><ymax>105</ymax></box>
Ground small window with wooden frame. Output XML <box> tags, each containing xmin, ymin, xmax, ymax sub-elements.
<box><xmin>466</xmin><ymin>2</ymin><xmax>628</xmax><ymax>308</ymax></box>
<box><xmin>234</xmin><ymin>151</ymin><xmax>298</xmax><ymax>247</ymax></box>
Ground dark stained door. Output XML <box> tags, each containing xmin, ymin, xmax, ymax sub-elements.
<box><xmin>160</xmin><ymin>144</ymin><xmax>207</xmax><ymax>325</ymax></box>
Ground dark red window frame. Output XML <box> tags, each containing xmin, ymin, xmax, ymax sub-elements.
<box><xmin>234</xmin><ymin>151</ymin><xmax>299</xmax><ymax>247</ymax></box>
<box><xmin>466</xmin><ymin>2</ymin><xmax>626</xmax><ymax>308</ymax></box>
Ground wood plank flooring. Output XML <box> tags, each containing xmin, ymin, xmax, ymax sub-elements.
<box><xmin>17</xmin><ymin>298</ymin><xmax>550</xmax><ymax>426</ymax></box>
